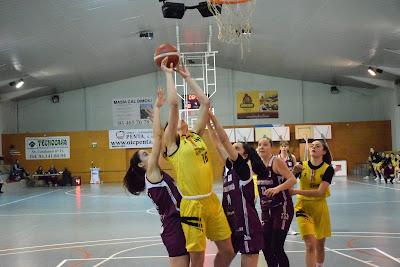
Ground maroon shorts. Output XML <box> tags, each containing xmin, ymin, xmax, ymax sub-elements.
<box><xmin>262</xmin><ymin>201</ymin><xmax>294</xmax><ymax>232</ymax></box>
<box><xmin>161</xmin><ymin>217</ymin><xmax>188</xmax><ymax>257</ymax></box>
<box><xmin>232</xmin><ymin>231</ymin><xmax>264</xmax><ymax>254</ymax></box>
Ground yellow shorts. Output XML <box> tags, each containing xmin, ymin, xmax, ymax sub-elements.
<box><xmin>180</xmin><ymin>192</ymin><xmax>231</xmax><ymax>252</ymax></box>
<box><xmin>295</xmin><ymin>198</ymin><xmax>331</xmax><ymax>240</ymax></box>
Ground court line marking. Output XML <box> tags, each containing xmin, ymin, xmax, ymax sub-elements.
<box><xmin>57</xmin><ymin>253</ymin><xmax>219</xmax><ymax>266</ymax></box>
<box><xmin>329</xmin><ymin>200</ymin><xmax>400</xmax><ymax>205</ymax></box>
<box><xmin>332</xmin><ymin>231</ymin><xmax>400</xmax><ymax>235</ymax></box>
<box><xmin>0</xmin><ymin>190</ymin><xmax>61</xmax><ymax>207</ymax></box>
<box><xmin>56</xmin><ymin>248</ymin><xmax>380</xmax><ymax>264</ymax></box>
<box><xmin>92</xmin><ymin>243</ymin><xmax>164</xmax><ymax>267</ymax></box>
<box><xmin>326</xmin><ymin>248</ymin><xmax>380</xmax><ymax>267</ymax></box>
<box><xmin>0</xmin><ymin>210</ymin><xmax>150</xmax><ymax>217</ymax></box>
<box><xmin>146</xmin><ymin>208</ymin><xmax>158</xmax><ymax>215</ymax></box>
<box><xmin>65</xmin><ymin>189</ymin><xmax>148</xmax><ymax>198</ymax></box>
<box><xmin>373</xmin><ymin>248</ymin><xmax>400</xmax><ymax>264</ymax></box>
<box><xmin>0</xmin><ymin>236</ymin><xmax>160</xmax><ymax>253</ymax></box>
<box><xmin>347</xmin><ymin>180</ymin><xmax>400</xmax><ymax>191</ymax></box>
<box><xmin>332</xmin><ymin>234</ymin><xmax>400</xmax><ymax>239</ymax></box>
<box><xmin>287</xmin><ymin>240</ymin><xmax>380</xmax><ymax>266</ymax></box>
<box><xmin>0</xmin><ymin>239</ymin><xmax>161</xmax><ymax>257</ymax></box>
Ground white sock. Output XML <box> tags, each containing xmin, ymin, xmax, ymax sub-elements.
<box><xmin>316</xmin><ymin>263</ymin><xmax>323</xmax><ymax>267</ymax></box>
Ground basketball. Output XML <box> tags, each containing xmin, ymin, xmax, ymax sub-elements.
<box><xmin>154</xmin><ymin>43</ymin><xmax>180</xmax><ymax>68</ymax></box>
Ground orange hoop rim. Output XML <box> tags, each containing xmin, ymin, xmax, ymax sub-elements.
<box><xmin>208</xmin><ymin>0</ymin><xmax>251</xmax><ymax>4</ymax></box>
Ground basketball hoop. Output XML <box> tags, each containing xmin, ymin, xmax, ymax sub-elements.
<box><xmin>207</xmin><ymin>0</ymin><xmax>255</xmax><ymax>55</ymax></box>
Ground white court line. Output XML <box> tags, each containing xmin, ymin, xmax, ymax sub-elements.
<box><xmin>57</xmin><ymin>253</ymin><xmax>219</xmax><ymax>266</ymax></box>
<box><xmin>373</xmin><ymin>248</ymin><xmax>400</xmax><ymax>264</ymax></box>
<box><xmin>0</xmin><ymin>210</ymin><xmax>149</xmax><ymax>217</ymax></box>
<box><xmin>332</xmin><ymin>231</ymin><xmax>400</xmax><ymax>235</ymax></box>
<box><xmin>329</xmin><ymin>200</ymin><xmax>400</xmax><ymax>205</ymax></box>
<box><xmin>56</xmin><ymin>248</ymin><xmax>380</xmax><ymax>264</ymax></box>
<box><xmin>332</xmin><ymin>234</ymin><xmax>400</xmax><ymax>239</ymax></box>
<box><xmin>146</xmin><ymin>208</ymin><xmax>158</xmax><ymax>215</ymax></box>
<box><xmin>0</xmin><ymin>190</ymin><xmax>61</xmax><ymax>207</ymax></box>
<box><xmin>326</xmin><ymin>248</ymin><xmax>380</xmax><ymax>267</ymax></box>
<box><xmin>348</xmin><ymin>180</ymin><xmax>400</xmax><ymax>191</ymax></box>
<box><xmin>287</xmin><ymin>240</ymin><xmax>380</xmax><ymax>266</ymax></box>
<box><xmin>65</xmin><ymin>189</ymin><xmax>148</xmax><ymax>198</ymax></box>
<box><xmin>56</xmin><ymin>259</ymin><xmax>68</xmax><ymax>267</ymax></box>
<box><xmin>0</xmin><ymin>239</ymin><xmax>161</xmax><ymax>257</ymax></box>
<box><xmin>92</xmin><ymin>242</ymin><xmax>164</xmax><ymax>267</ymax></box>
<box><xmin>0</xmin><ymin>236</ymin><xmax>160</xmax><ymax>253</ymax></box>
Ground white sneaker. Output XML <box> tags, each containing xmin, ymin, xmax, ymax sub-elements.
<box><xmin>374</xmin><ymin>177</ymin><xmax>379</xmax><ymax>181</ymax></box>
<box><xmin>363</xmin><ymin>176</ymin><xmax>369</xmax><ymax>179</ymax></box>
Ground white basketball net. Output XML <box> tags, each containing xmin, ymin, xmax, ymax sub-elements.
<box><xmin>207</xmin><ymin>0</ymin><xmax>255</xmax><ymax>45</ymax></box>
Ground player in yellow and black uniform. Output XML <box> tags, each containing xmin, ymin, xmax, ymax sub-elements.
<box><xmin>161</xmin><ymin>58</ymin><xmax>234</xmax><ymax>267</ymax></box>
<box><xmin>292</xmin><ymin>140</ymin><xmax>334</xmax><ymax>267</ymax></box>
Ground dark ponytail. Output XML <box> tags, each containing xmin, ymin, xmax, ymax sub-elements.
<box><xmin>321</xmin><ymin>141</ymin><xmax>332</xmax><ymax>165</ymax></box>
<box><xmin>123</xmin><ymin>151</ymin><xmax>146</xmax><ymax>195</ymax></box>
<box><xmin>241</xmin><ymin>142</ymin><xmax>254</xmax><ymax>162</ymax></box>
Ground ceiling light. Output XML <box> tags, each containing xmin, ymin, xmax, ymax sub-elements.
<box><xmin>368</xmin><ymin>67</ymin><xmax>376</xmax><ymax>76</ymax></box>
<box><xmin>16</xmin><ymin>79</ymin><xmax>24</xmax><ymax>88</ymax></box>
<box><xmin>9</xmin><ymin>78</ymin><xmax>24</xmax><ymax>88</ymax></box>
<box><xmin>330</xmin><ymin>86</ymin><xmax>339</xmax><ymax>94</ymax></box>
<box><xmin>139</xmin><ymin>31</ymin><xmax>154</xmax><ymax>40</ymax></box>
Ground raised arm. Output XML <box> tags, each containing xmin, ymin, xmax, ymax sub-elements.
<box><xmin>146</xmin><ymin>88</ymin><xmax>165</xmax><ymax>183</ymax></box>
<box><xmin>208</xmin><ymin>110</ymin><xmax>238</xmax><ymax>161</ymax></box>
<box><xmin>176</xmin><ymin>65</ymin><xmax>210</xmax><ymax>135</ymax></box>
<box><xmin>161</xmin><ymin>57</ymin><xmax>179</xmax><ymax>152</ymax></box>
<box><xmin>248</xmin><ymin>148</ymin><xmax>269</xmax><ymax>178</ymax></box>
<box><xmin>206</xmin><ymin>120</ymin><xmax>228</xmax><ymax>160</ymax></box>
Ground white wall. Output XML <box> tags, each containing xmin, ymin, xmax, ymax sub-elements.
<box><xmin>394</xmin><ymin>106</ymin><xmax>400</xmax><ymax>151</ymax></box>
<box><xmin>15</xmin><ymin>68</ymin><xmax>391</xmax><ymax>135</ymax></box>
<box><xmin>374</xmin><ymin>87</ymin><xmax>400</xmax><ymax>150</ymax></box>
<box><xmin>17</xmin><ymin>90</ymin><xmax>86</xmax><ymax>132</ymax></box>
<box><xmin>0</xmin><ymin>102</ymin><xmax>18</xmax><ymax>156</ymax></box>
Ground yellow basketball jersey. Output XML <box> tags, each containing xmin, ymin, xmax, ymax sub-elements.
<box><xmin>298</xmin><ymin>161</ymin><xmax>331</xmax><ymax>201</ymax></box>
<box><xmin>166</xmin><ymin>132</ymin><xmax>213</xmax><ymax>196</ymax></box>
<box><xmin>391</xmin><ymin>159</ymin><xmax>398</xmax><ymax>168</ymax></box>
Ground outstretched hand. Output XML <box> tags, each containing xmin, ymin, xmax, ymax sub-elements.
<box><xmin>160</xmin><ymin>57</ymin><xmax>174</xmax><ymax>74</ymax></box>
<box><xmin>293</xmin><ymin>163</ymin><xmax>304</xmax><ymax>175</ymax></box>
<box><xmin>265</xmin><ymin>187</ymin><xmax>280</xmax><ymax>198</ymax></box>
<box><xmin>175</xmin><ymin>64</ymin><xmax>191</xmax><ymax>79</ymax></box>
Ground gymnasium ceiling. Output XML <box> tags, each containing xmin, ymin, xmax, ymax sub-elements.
<box><xmin>0</xmin><ymin>0</ymin><xmax>400</xmax><ymax>101</ymax></box>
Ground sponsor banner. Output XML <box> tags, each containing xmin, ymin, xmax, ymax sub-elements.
<box><xmin>236</xmin><ymin>90</ymin><xmax>279</xmax><ymax>119</ymax></box>
<box><xmin>109</xmin><ymin>129</ymin><xmax>153</xmax><ymax>149</ymax></box>
<box><xmin>112</xmin><ymin>97</ymin><xmax>153</xmax><ymax>127</ymax></box>
<box><xmin>25</xmin><ymin>136</ymin><xmax>70</xmax><ymax>160</ymax></box>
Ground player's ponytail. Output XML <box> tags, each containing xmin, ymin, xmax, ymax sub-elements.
<box><xmin>321</xmin><ymin>141</ymin><xmax>332</xmax><ymax>165</ymax></box>
<box><xmin>123</xmin><ymin>151</ymin><xmax>146</xmax><ymax>195</ymax></box>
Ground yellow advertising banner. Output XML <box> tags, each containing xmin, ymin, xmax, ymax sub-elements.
<box><xmin>236</xmin><ymin>90</ymin><xmax>279</xmax><ymax>119</ymax></box>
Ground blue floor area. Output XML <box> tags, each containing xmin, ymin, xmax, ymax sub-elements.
<box><xmin>0</xmin><ymin>176</ymin><xmax>399</xmax><ymax>267</ymax></box>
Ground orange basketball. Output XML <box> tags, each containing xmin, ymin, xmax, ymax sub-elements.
<box><xmin>154</xmin><ymin>44</ymin><xmax>180</xmax><ymax>68</ymax></box>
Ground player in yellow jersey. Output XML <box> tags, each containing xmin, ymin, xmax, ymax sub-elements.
<box><xmin>160</xmin><ymin>58</ymin><xmax>234</xmax><ymax>267</ymax></box>
<box><xmin>395</xmin><ymin>154</ymin><xmax>400</xmax><ymax>183</ymax></box>
<box><xmin>292</xmin><ymin>140</ymin><xmax>334</xmax><ymax>267</ymax></box>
